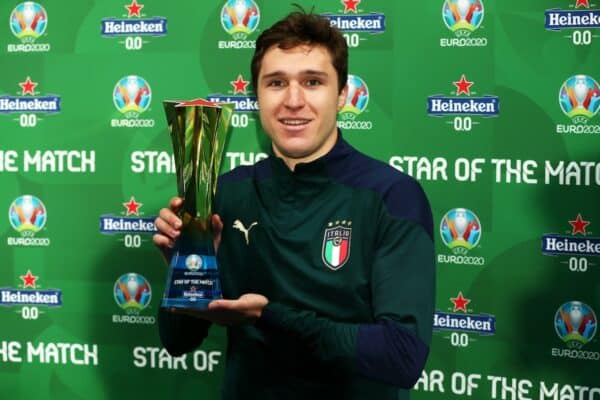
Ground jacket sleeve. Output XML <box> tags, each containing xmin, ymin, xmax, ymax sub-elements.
<box><xmin>158</xmin><ymin>308</ymin><xmax>212</xmax><ymax>357</ymax></box>
<box><xmin>256</xmin><ymin>179</ymin><xmax>435</xmax><ymax>388</ymax></box>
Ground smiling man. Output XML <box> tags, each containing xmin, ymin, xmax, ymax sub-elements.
<box><xmin>255</xmin><ymin>44</ymin><xmax>345</xmax><ymax>169</ymax></box>
<box><xmin>154</xmin><ymin>8</ymin><xmax>435</xmax><ymax>400</ymax></box>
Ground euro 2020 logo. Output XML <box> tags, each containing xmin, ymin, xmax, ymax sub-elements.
<box><xmin>185</xmin><ymin>254</ymin><xmax>203</xmax><ymax>272</ymax></box>
<box><xmin>559</xmin><ymin>74</ymin><xmax>600</xmax><ymax>125</ymax></box>
<box><xmin>443</xmin><ymin>0</ymin><xmax>484</xmax><ymax>37</ymax></box>
<box><xmin>440</xmin><ymin>208</ymin><xmax>481</xmax><ymax>255</ymax></box>
<box><xmin>555</xmin><ymin>301</ymin><xmax>597</xmax><ymax>349</ymax></box>
<box><xmin>114</xmin><ymin>273</ymin><xmax>152</xmax><ymax>315</ymax></box>
<box><xmin>9</xmin><ymin>195</ymin><xmax>47</xmax><ymax>235</ymax></box>
<box><xmin>10</xmin><ymin>2</ymin><xmax>47</xmax><ymax>42</ymax></box>
<box><xmin>221</xmin><ymin>0</ymin><xmax>260</xmax><ymax>40</ymax></box>
<box><xmin>113</xmin><ymin>75</ymin><xmax>152</xmax><ymax>118</ymax></box>
<box><xmin>340</xmin><ymin>74</ymin><xmax>369</xmax><ymax>121</ymax></box>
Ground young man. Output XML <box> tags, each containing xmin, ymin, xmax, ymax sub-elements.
<box><xmin>154</xmin><ymin>10</ymin><xmax>434</xmax><ymax>400</ymax></box>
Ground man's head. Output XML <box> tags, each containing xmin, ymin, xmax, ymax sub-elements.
<box><xmin>251</xmin><ymin>9</ymin><xmax>348</xmax><ymax>94</ymax></box>
<box><xmin>251</xmin><ymin>9</ymin><xmax>349</xmax><ymax>169</ymax></box>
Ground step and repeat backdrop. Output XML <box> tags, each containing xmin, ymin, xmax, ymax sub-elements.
<box><xmin>1</xmin><ymin>0</ymin><xmax>598</xmax><ymax>399</ymax></box>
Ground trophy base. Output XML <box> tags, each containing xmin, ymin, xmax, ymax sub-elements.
<box><xmin>161</xmin><ymin>239</ymin><xmax>223</xmax><ymax>310</ymax></box>
<box><xmin>161</xmin><ymin>297</ymin><xmax>214</xmax><ymax>310</ymax></box>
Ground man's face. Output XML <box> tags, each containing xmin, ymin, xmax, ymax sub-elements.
<box><xmin>256</xmin><ymin>44</ymin><xmax>347</xmax><ymax>169</ymax></box>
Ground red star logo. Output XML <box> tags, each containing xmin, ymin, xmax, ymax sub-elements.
<box><xmin>123</xmin><ymin>196</ymin><xmax>143</xmax><ymax>216</ymax></box>
<box><xmin>342</xmin><ymin>0</ymin><xmax>361</xmax><ymax>13</ymax></box>
<box><xmin>575</xmin><ymin>0</ymin><xmax>590</xmax><ymax>8</ymax></box>
<box><xmin>19</xmin><ymin>77</ymin><xmax>38</xmax><ymax>96</ymax></box>
<box><xmin>20</xmin><ymin>270</ymin><xmax>39</xmax><ymax>289</ymax></box>
<box><xmin>453</xmin><ymin>74</ymin><xmax>474</xmax><ymax>96</ymax></box>
<box><xmin>125</xmin><ymin>0</ymin><xmax>144</xmax><ymax>17</ymax></box>
<box><xmin>230</xmin><ymin>74</ymin><xmax>250</xmax><ymax>94</ymax></box>
<box><xmin>450</xmin><ymin>292</ymin><xmax>471</xmax><ymax>313</ymax></box>
<box><xmin>569</xmin><ymin>214</ymin><xmax>590</xmax><ymax>235</ymax></box>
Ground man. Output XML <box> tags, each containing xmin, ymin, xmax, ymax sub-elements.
<box><xmin>154</xmin><ymin>9</ymin><xmax>434</xmax><ymax>400</ymax></box>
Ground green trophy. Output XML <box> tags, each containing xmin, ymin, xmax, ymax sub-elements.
<box><xmin>161</xmin><ymin>99</ymin><xmax>233</xmax><ymax>309</ymax></box>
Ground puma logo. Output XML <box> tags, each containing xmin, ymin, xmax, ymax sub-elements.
<box><xmin>232</xmin><ymin>220</ymin><xmax>258</xmax><ymax>245</ymax></box>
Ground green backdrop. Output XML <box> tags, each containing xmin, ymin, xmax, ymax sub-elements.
<box><xmin>1</xmin><ymin>0</ymin><xmax>599</xmax><ymax>399</ymax></box>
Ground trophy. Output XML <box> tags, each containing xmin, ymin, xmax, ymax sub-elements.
<box><xmin>161</xmin><ymin>98</ymin><xmax>233</xmax><ymax>309</ymax></box>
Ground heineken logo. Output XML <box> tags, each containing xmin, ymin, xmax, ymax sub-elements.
<box><xmin>322</xmin><ymin>221</ymin><xmax>352</xmax><ymax>270</ymax></box>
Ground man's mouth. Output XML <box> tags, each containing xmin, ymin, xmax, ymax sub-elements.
<box><xmin>279</xmin><ymin>118</ymin><xmax>311</xmax><ymax>126</ymax></box>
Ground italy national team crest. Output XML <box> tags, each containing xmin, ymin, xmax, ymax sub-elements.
<box><xmin>322</xmin><ymin>221</ymin><xmax>352</xmax><ymax>270</ymax></box>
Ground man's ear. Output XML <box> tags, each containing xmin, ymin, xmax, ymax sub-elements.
<box><xmin>337</xmin><ymin>84</ymin><xmax>348</xmax><ymax>111</ymax></box>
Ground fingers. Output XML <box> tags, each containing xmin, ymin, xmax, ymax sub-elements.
<box><xmin>169</xmin><ymin>196</ymin><xmax>183</xmax><ymax>212</ymax></box>
<box><xmin>212</xmin><ymin>214</ymin><xmax>224</xmax><ymax>233</ymax></box>
<box><xmin>212</xmin><ymin>214</ymin><xmax>223</xmax><ymax>253</ymax></box>
<box><xmin>208</xmin><ymin>298</ymin><xmax>236</xmax><ymax>310</ymax></box>
<box><xmin>153</xmin><ymin>197</ymin><xmax>183</xmax><ymax>263</ymax></box>
<box><xmin>156</xmin><ymin>207</ymin><xmax>182</xmax><ymax>237</ymax></box>
<box><xmin>152</xmin><ymin>232</ymin><xmax>174</xmax><ymax>249</ymax></box>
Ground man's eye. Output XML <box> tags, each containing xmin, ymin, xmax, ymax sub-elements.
<box><xmin>267</xmin><ymin>80</ymin><xmax>284</xmax><ymax>87</ymax></box>
<box><xmin>305</xmin><ymin>79</ymin><xmax>321</xmax><ymax>86</ymax></box>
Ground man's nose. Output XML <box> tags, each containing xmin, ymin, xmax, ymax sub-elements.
<box><xmin>283</xmin><ymin>82</ymin><xmax>305</xmax><ymax>109</ymax></box>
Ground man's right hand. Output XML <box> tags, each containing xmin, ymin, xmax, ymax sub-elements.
<box><xmin>153</xmin><ymin>197</ymin><xmax>223</xmax><ymax>265</ymax></box>
<box><xmin>153</xmin><ymin>196</ymin><xmax>183</xmax><ymax>263</ymax></box>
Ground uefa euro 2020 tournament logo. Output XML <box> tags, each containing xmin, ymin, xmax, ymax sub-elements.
<box><xmin>113</xmin><ymin>75</ymin><xmax>151</xmax><ymax>116</ymax></box>
<box><xmin>438</xmin><ymin>208</ymin><xmax>485</xmax><ymax>266</ymax></box>
<box><xmin>221</xmin><ymin>0</ymin><xmax>260</xmax><ymax>40</ymax></box>
<box><xmin>10</xmin><ymin>2</ymin><xmax>46</xmax><ymax>41</ymax></box>
<box><xmin>559</xmin><ymin>75</ymin><xmax>600</xmax><ymax>124</ymax></box>
<box><xmin>338</xmin><ymin>75</ymin><xmax>373</xmax><ymax>131</ymax></box>
<box><xmin>111</xmin><ymin>75</ymin><xmax>154</xmax><ymax>128</ymax></box>
<box><xmin>7</xmin><ymin>195</ymin><xmax>50</xmax><ymax>247</ymax></box>
<box><xmin>555</xmin><ymin>301</ymin><xmax>597</xmax><ymax>349</ymax></box>
<box><xmin>440</xmin><ymin>208</ymin><xmax>481</xmax><ymax>254</ymax></box>
<box><xmin>443</xmin><ymin>0</ymin><xmax>484</xmax><ymax>36</ymax></box>
<box><xmin>114</xmin><ymin>273</ymin><xmax>151</xmax><ymax>314</ymax></box>
<box><xmin>440</xmin><ymin>0</ymin><xmax>487</xmax><ymax>47</ymax></box>
<box><xmin>186</xmin><ymin>254</ymin><xmax>203</xmax><ymax>272</ymax></box>
<box><xmin>8</xmin><ymin>2</ymin><xmax>50</xmax><ymax>52</ymax></box>
<box><xmin>9</xmin><ymin>195</ymin><xmax>46</xmax><ymax>234</ymax></box>
<box><xmin>340</xmin><ymin>75</ymin><xmax>369</xmax><ymax>118</ymax></box>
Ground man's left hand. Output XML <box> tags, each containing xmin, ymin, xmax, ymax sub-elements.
<box><xmin>172</xmin><ymin>294</ymin><xmax>268</xmax><ymax>326</ymax></box>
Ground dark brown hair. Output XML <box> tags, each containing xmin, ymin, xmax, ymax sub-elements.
<box><xmin>250</xmin><ymin>7</ymin><xmax>348</xmax><ymax>94</ymax></box>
